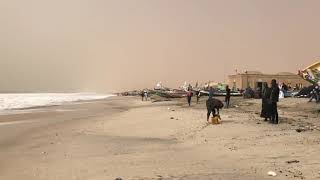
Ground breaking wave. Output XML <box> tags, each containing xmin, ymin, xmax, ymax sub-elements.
<box><xmin>0</xmin><ymin>93</ymin><xmax>114</xmax><ymax>113</ymax></box>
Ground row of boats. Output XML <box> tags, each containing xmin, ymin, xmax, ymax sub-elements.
<box><xmin>119</xmin><ymin>61</ymin><xmax>319</xmax><ymax>99</ymax></box>
<box><xmin>119</xmin><ymin>87</ymin><xmax>242</xmax><ymax>98</ymax></box>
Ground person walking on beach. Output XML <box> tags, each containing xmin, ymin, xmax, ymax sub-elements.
<box><xmin>196</xmin><ymin>90</ymin><xmax>201</xmax><ymax>104</ymax></box>
<box><xmin>225</xmin><ymin>85</ymin><xmax>231</xmax><ymax>108</ymax></box>
<box><xmin>141</xmin><ymin>91</ymin><xmax>145</xmax><ymax>101</ymax></box>
<box><xmin>270</xmin><ymin>79</ymin><xmax>280</xmax><ymax>124</ymax></box>
<box><xmin>144</xmin><ymin>90</ymin><xmax>148</xmax><ymax>101</ymax></box>
<box><xmin>187</xmin><ymin>88</ymin><xmax>193</xmax><ymax>106</ymax></box>
<box><xmin>261</xmin><ymin>83</ymin><xmax>271</xmax><ymax>121</ymax></box>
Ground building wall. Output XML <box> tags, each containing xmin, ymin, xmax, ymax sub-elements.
<box><xmin>228</xmin><ymin>74</ymin><xmax>311</xmax><ymax>90</ymax></box>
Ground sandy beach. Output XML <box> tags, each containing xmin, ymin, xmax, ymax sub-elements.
<box><xmin>0</xmin><ymin>96</ymin><xmax>319</xmax><ymax>180</ymax></box>
<box><xmin>2</xmin><ymin>0</ymin><xmax>320</xmax><ymax>179</ymax></box>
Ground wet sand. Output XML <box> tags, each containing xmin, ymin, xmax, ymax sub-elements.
<box><xmin>0</xmin><ymin>96</ymin><xmax>319</xmax><ymax>180</ymax></box>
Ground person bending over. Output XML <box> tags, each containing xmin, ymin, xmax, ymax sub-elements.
<box><xmin>206</xmin><ymin>96</ymin><xmax>224</xmax><ymax>122</ymax></box>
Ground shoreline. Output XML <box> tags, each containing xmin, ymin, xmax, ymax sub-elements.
<box><xmin>0</xmin><ymin>96</ymin><xmax>319</xmax><ymax>180</ymax></box>
<box><xmin>0</xmin><ymin>93</ymin><xmax>114</xmax><ymax>115</ymax></box>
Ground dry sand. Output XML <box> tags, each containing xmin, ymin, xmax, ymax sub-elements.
<box><xmin>0</xmin><ymin>96</ymin><xmax>319</xmax><ymax>180</ymax></box>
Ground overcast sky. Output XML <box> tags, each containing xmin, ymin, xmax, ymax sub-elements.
<box><xmin>0</xmin><ymin>0</ymin><xmax>319</xmax><ymax>92</ymax></box>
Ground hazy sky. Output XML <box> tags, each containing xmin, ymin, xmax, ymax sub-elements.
<box><xmin>0</xmin><ymin>0</ymin><xmax>319</xmax><ymax>92</ymax></box>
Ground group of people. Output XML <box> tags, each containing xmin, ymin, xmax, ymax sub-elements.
<box><xmin>185</xmin><ymin>80</ymin><xmax>281</xmax><ymax>124</ymax></box>
<box><xmin>186</xmin><ymin>88</ymin><xmax>202</xmax><ymax>106</ymax></box>
<box><xmin>205</xmin><ymin>80</ymin><xmax>280</xmax><ymax>124</ymax></box>
<box><xmin>260</xmin><ymin>79</ymin><xmax>280</xmax><ymax>124</ymax></box>
<box><xmin>186</xmin><ymin>86</ymin><xmax>231</xmax><ymax>122</ymax></box>
<box><xmin>187</xmin><ymin>85</ymin><xmax>231</xmax><ymax>108</ymax></box>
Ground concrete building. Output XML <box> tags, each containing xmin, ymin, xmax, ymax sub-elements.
<box><xmin>228</xmin><ymin>71</ymin><xmax>311</xmax><ymax>90</ymax></box>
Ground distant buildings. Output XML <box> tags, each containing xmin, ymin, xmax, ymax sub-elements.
<box><xmin>228</xmin><ymin>71</ymin><xmax>311</xmax><ymax>90</ymax></box>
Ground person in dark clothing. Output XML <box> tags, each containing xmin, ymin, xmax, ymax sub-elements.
<box><xmin>140</xmin><ymin>91</ymin><xmax>144</xmax><ymax>101</ymax></box>
<box><xmin>261</xmin><ymin>83</ymin><xmax>272</xmax><ymax>121</ymax></box>
<box><xmin>206</xmin><ymin>97</ymin><xmax>224</xmax><ymax>121</ymax></box>
<box><xmin>187</xmin><ymin>89</ymin><xmax>193</xmax><ymax>106</ymax></box>
<box><xmin>316</xmin><ymin>86</ymin><xmax>320</xmax><ymax>103</ymax></box>
<box><xmin>209</xmin><ymin>87</ymin><xmax>215</xmax><ymax>98</ymax></box>
<box><xmin>270</xmin><ymin>79</ymin><xmax>280</xmax><ymax>124</ymax></box>
<box><xmin>225</xmin><ymin>85</ymin><xmax>231</xmax><ymax>108</ymax></box>
<box><xmin>309</xmin><ymin>85</ymin><xmax>320</xmax><ymax>103</ymax></box>
<box><xmin>196</xmin><ymin>91</ymin><xmax>201</xmax><ymax>104</ymax></box>
<box><xmin>282</xmin><ymin>83</ymin><xmax>288</xmax><ymax>92</ymax></box>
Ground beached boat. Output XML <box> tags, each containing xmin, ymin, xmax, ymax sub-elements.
<box><xmin>155</xmin><ymin>89</ymin><xmax>186</xmax><ymax>98</ymax></box>
<box><xmin>199</xmin><ymin>90</ymin><xmax>242</xmax><ymax>97</ymax></box>
<box><xmin>299</xmin><ymin>61</ymin><xmax>320</xmax><ymax>85</ymax></box>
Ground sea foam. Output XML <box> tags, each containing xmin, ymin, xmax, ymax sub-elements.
<box><xmin>0</xmin><ymin>93</ymin><xmax>113</xmax><ymax>112</ymax></box>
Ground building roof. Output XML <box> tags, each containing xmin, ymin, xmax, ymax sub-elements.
<box><xmin>276</xmin><ymin>72</ymin><xmax>296</xmax><ymax>75</ymax></box>
<box><xmin>245</xmin><ymin>71</ymin><xmax>263</xmax><ymax>75</ymax></box>
<box><xmin>229</xmin><ymin>71</ymin><xmax>298</xmax><ymax>77</ymax></box>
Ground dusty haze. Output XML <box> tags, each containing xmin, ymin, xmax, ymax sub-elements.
<box><xmin>0</xmin><ymin>0</ymin><xmax>319</xmax><ymax>92</ymax></box>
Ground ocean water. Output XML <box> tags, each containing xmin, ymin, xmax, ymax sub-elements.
<box><xmin>0</xmin><ymin>93</ymin><xmax>114</xmax><ymax>113</ymax></box>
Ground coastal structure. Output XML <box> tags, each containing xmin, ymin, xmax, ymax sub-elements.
<box><xmin>228</xmin><ymin>71</ymin><xmax>311</xmax><ymax>90</ymax></box>
<box><xmin>299</xmin><ymin>61</ymin><xmax>320</xmax><ymax>85</ymax></box>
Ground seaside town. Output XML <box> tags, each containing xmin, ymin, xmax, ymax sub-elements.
<box><xmin>110</xmin><ymin>62</ymin><xmax>320</xmax><ymax>179</ymax></box>
<box><xmin>1</xmin><ymin>1</ymin><xmax>320</xmax><ymax>180</ymax></box>
<box><xmin>119</xmin><ymin>61</ymin><xmax>320</xmax><ymax>107</ymax></box>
